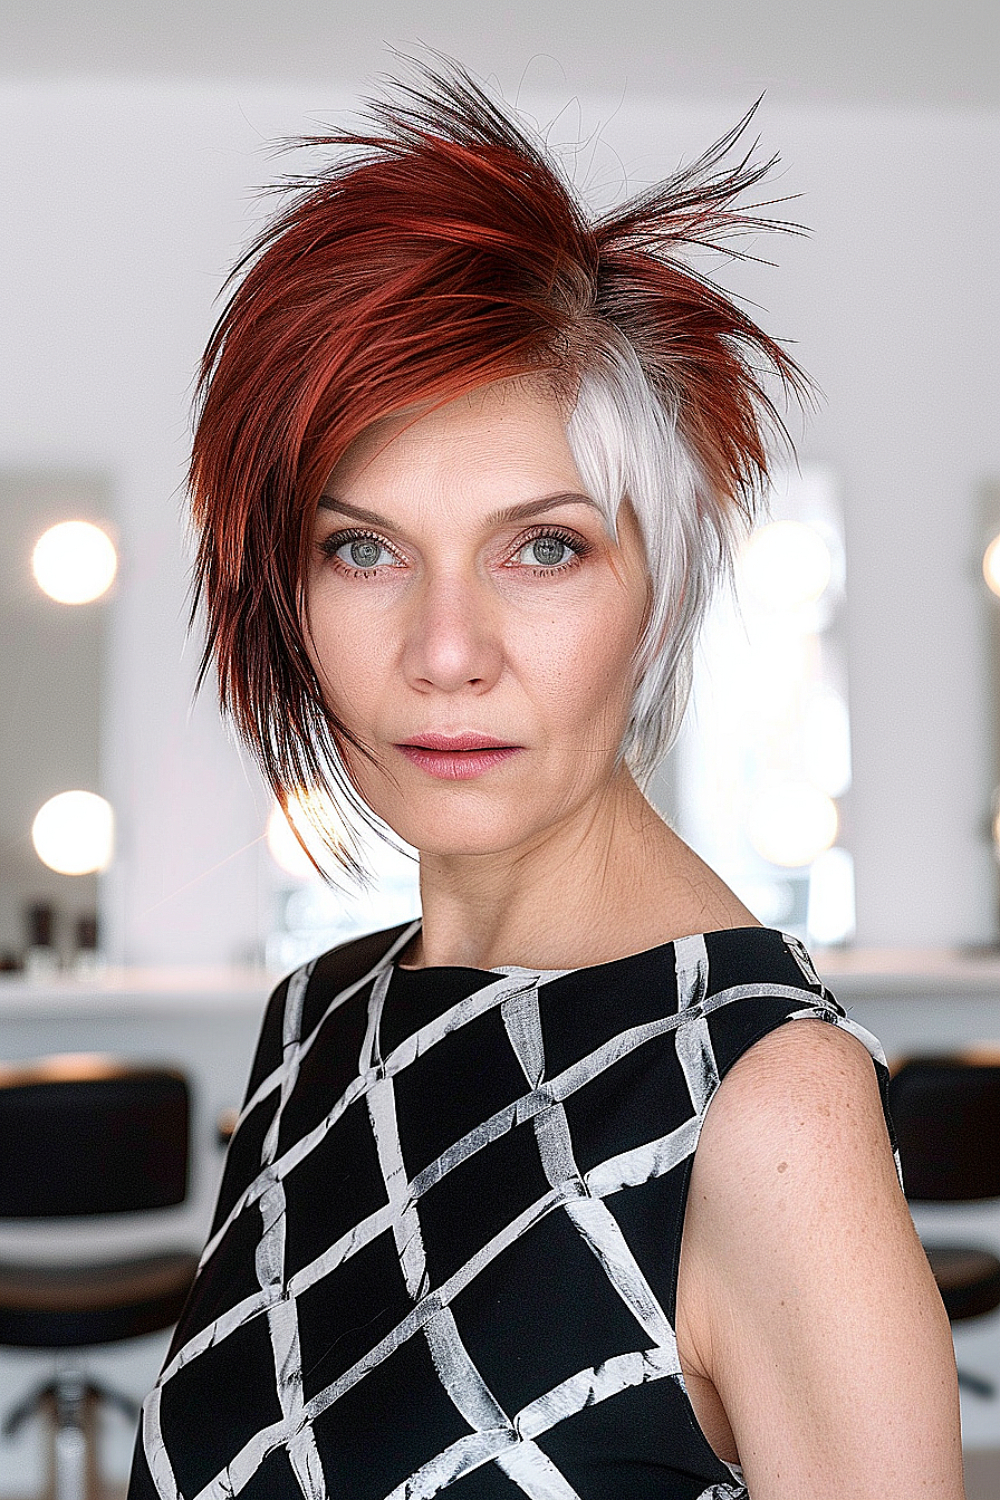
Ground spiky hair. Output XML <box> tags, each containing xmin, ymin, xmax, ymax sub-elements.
<box><xmin>190</xmin><ymin>59</ymin><xmax>808</xmax><ymax>875</ymax></box>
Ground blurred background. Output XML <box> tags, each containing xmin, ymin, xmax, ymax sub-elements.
<box><xmin>1</xmin><ymin>1</ymin><xmax>999</xmax><ymax>1494</ymax></box>
<box><xmin>1</xmin><ymin>0</ymin><xmax>999</xmax><ymax>971</ymax></box>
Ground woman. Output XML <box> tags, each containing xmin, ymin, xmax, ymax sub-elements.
<box><xmin>129</xmin><ymin>63</ymin><xmax>964</xmax><ymax>1500</ymax></box>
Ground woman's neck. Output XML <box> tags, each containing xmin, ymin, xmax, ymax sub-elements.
<box><xmin>400</xmin><ymin>771</ymin><xmax>757</xmax><ymax>972</ymax></box>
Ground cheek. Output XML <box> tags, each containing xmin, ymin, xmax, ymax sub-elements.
<box><xmin>514</xmin><ymin>591</ymin><xmax>643</xmax><ymax>727</ymax></box>
<box><xmin>304</xmin><ymin>597</ymin><xmax>389</xmax><ymax>724</ymax></box>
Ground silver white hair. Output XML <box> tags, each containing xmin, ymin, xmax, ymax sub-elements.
<box><xmin>565</xmin><ymin>332</ymin><xmax>747</xmax><ymax>786</ymax></box>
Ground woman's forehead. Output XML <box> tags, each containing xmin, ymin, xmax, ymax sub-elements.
<box><xmin>328</xmin><ymin>378</ymin><xmax>582</xmax><ymax>499</ymax></box>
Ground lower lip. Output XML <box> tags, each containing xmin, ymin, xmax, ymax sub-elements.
<box><xmin>396</xmin><ymin>745</ymin><xmax>524</xmax><ymax>780</ymax></box>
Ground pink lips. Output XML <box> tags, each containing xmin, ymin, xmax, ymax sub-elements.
<box><xmin>396</xmin><ymin>733</ymin><xmax>523</xmax><ymax>781</ymax></box>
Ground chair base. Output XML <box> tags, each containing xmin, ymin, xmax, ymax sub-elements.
<box><xmin>923</xmin><ymin>1243</ymin><xmax>1000</xmax><ymax>1401</ymax></box>
<box><xmin>3</xmin><ymin>1363</ymin><xmax>139</xmax><ymax>1500</ymax></box>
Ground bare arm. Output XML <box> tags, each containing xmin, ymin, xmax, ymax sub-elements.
<box><xmin>677</xmin><ymin>1019</ymin><xmax>965</xmax><ymax>1499</ymax></box>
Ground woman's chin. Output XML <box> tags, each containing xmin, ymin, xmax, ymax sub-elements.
<box><xmin>382</xmin><ymin>807</ymin><xmax>560</xmax><ymax>862</ymax></box>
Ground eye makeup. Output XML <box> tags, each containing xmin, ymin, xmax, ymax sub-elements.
<box><xmin>317</xmin><ymin>523</ymin><xmax>594</xmax><ymax>580</ymax></box>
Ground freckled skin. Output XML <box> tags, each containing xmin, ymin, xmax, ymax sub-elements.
<box><xmin>306</xmin><ymin>382</ymin><xmax>648</xmax><ymax>857</ymax></box>
<box><xmin>301</xmin><ymin>382</ymin><xmax>965</xmax><ymax>1496</ymax></box>
<box><xmin>303</xmin><ymin>378</ymin><xmax>754</xmax><ymax>974</ymax></box>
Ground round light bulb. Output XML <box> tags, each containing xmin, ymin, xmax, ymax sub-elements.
<box><xmin>984</xmin><ymin>535</ymin><xmax>1000</xmax><ymax>598</ymax></box>
<box><xmin>741</xmin><ymin>520</ymin><xmax>832</xmax><ymax>610</ymax></box>
<box><xmin>807</xmin><ymin>846</ymin><xmax>856</xmax><ymax>946</ymax></box>
<box><xmin>31</xmin><ymin>791</ymin><xmax>114</xmax><ymax>875</ymax></box>
<box><xmin>746</xmin><ymin>781</ymin><xmax>839</xmax><ymax>868</ymax></box>
<box><xmin>32</xmin><ymin>520</ymin><xmax>117</xmax><ymax>604</ymax></box>
<box><xmin>267</xmin><ymin>801</ymin><xmax>318</xmax><ymax>881</ymax></box>
<box><xmin>266</xmin><ymin>790</ymin><xmax>344</xmax><ymax>880</ymax></box>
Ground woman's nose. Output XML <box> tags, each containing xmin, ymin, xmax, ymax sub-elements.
<box><xmin>401</xmin><ymin>574</ymin><xmax>504</xmax><ymax>694</ymax></box>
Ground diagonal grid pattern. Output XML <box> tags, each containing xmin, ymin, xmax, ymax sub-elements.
<box><xmin>137</xmin><ymin>922</ymin><xmax>892</xmax><ymax>1500</ymax></box>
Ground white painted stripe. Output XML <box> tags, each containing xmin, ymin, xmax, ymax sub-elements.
<box><xmin>382</xmin><ymin>1430</ymin><xmax>514</xmax><ymax>1498</ymax></box>
<box><xmin>423</xmin><ymin>1306</ymin><xmax>511</xmax><ymax>1432</ymax></box>
<box><xmin>585</xmin><ymin>1114</ymin><xmax>703</xmax><ymax>1199</ymax></box>
<box><xmin>360</xmin><ymin>964</ymin><xmax>393</xmax><ymax>1074</ymax></box>
<box><xmin>267</xmin><ymin>1295</ymin><xmax>326</xmax><ymax>1499</ymax></box>
<box><xmin>383</xmin><ymin>1346</ymin><xmax>685</xmax><ymax>1500</ymax></box>
<box><xmin>287</xmin><ymin>1203</ymin><xmax>395</xmax><ymax>1298</ymax></box>
<box><xmin>237</xmin><ymin>921</ymin><xmax>419</xmax><ymax>1123</ymax></box>
<box><xmin>502</xmin><ymin>987</ymin><xmax>677</xmax><ymax>1353</ymax></box>
<box><xmin>501</xmin><ymin>988</ymin><xmax>546</xmax><ymax>1088</ymax></box>
<box><xmin>781</xmin><ymin>931</ymin><xmax>824</xmax><ymax>991</ymax></box>
<box><xmin>191</xmin><ymin>1416</ymin><xmax>289</xmax><ymax>1500</ymax></box>
<box><xmin>515</xmin><ymin>1346</ymin><xmax>682</xmax><ymax>1440</ymax></box>
<box><xmin>257</xmin><ymin>960</ymin><xmax>327</xmax><ymax>1500</ymax></box>
<box><xmin>495</xmin><ymin>1443</ymin><xmax>582</xmax><ymax>1499</ymax></box>
<box><xmin>158</xmin><ymin>1286</ymin><xmax>280</xmax><ymax>1385</ymax></box>
<box><xmin>141</xmin><ymin>1387</ymin><xmax>182</xmax><ymax>1500</ymax></box>
<box><xmin>675</xmin><ymin>1014</ymin><xmax>719</xmax><ymax>1116</ymax></box>
<box><xmin>368</xmin><ymin>1070</ymin><xmax>429</xmax><ymax>1300</ymax></box>
<box><xmin>260</xmin><ymin>961</ymin><xmax>315</xmax><ymax>1167</ymax></box>
<box><xmin>675</xmin><ymin>933</ymin><xmax>709</xmax><ymax>1011</ymax></box>
<box><xmin>563</xmin><ymin>1196</ymin><xmax>678</xmax><ymax>1352</ymax></box>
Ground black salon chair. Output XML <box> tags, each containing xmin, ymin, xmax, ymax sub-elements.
<box><xmin>888</xmin><ymin>1053</ymin><xmax>1000</xmax><ymax>1398</ymax></box>
<box><xmin>0</xmin><ymin>1054</ymin><xmax>200</xmax><ymax>1500</ymax></box>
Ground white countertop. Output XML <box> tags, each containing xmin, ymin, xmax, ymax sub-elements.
<box><xmin>3</xmin><ymin>946</ymin><xmax>1000</xmax><ymax>1013</ymax></box>
<box><xmin>813</xmin><ymin>946</ymin><xmax>1000</xmax><ymax>997</ymax></box>
<box><xmin>0</xmin><ymin>964</ymin><xmax>274</xmax><ymax>1015</ymax></box>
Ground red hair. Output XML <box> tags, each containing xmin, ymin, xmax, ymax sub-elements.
<box><xmin>190</xmin><ymin>61</ymin><xmax>807</xmax><ymax>871</ymax></box>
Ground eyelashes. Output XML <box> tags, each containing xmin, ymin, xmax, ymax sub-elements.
<box><xmin>317</xmin><ymin>525</ymin><xmax>593</xmax><ymax>578</ymax></box>
<box><xmin>511</xmin><ymin>527</ymin><xmax>591</xmax><ymax>572</ymax></box>
<box><xmin>318</xmin><ymin>528</ymin><xmax>404</xmax><ymax>573</ymax></box>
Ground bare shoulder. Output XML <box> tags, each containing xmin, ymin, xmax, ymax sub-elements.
<box><xmin>679</xmin><ymin>1017</ymin><xmax>964</xmax><ymax>1499</ymax></box>
<box><xmin>700</xmin><ymin>1017</ymin><xmax>891</xmax><ymax>1172</ymax></box>
<box><xmin>686</xmin><ymin>1018</ymin><xmax>904</xmax><ymax>1304</ymax></box>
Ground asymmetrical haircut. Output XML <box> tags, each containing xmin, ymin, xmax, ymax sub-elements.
<box><xmin>190</xmin><ymin>58</ymin><xmax>809</xmax><ymax>877</ymax></box>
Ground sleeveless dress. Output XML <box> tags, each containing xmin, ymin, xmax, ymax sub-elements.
<box><xmin>128</xmin><ymin>921</ymin><xmax>896</xmax><ymax>1500</ymax></box>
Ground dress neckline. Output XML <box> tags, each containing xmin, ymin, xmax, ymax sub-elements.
<box><xmin>390</xmin><ymin>918</ymin><xmax>772</xmax><ymax>980</ymax></box>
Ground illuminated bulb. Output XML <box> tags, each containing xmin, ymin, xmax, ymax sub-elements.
<box><xmin>741</xmin><ymin>520</ymin><xmax>832</xmax><ymax>610</ymax></box>
<box><xmin>266</xmin><ymin>791</ymin><xmax>339</xmax><ymax>880</ymax></box>
<box><xmin>807</xmin><ymin>847</ymin><xmax>856</xmax><ymax>946</ymax></box>
<box><xmin>32</xmin><ymin>521</ymin><xmax>117</xmax><ymax>604</ymax></box>
<box><xmin>984</xmin><ymin>535</ymin><xmax>1000</xmax><ymax>598</ymax></box>
<box><xmin>746</xmin><ymin>781</ymin><xmax>839</xmax><ymax>868</ymax></box>
<box><xmin>802</xmin><ymin>687</ymin><xmax>852</xmax><ymax>799</ymax></box>
<box><xmin>31</xmin><ymin>791</ymin><xmax>114</xmax><ymax>875</ymax></box>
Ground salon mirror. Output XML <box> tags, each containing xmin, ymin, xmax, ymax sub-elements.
<box><xmin>0</xmin><ymin>469</ymin><xmax>112</xmax><ymax>969</ymax></box>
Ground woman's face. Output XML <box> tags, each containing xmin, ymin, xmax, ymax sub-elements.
<box><xmin>305</xmin><ymin>378</ymin><xmax>651</xmax><ymax>860</ymax></box>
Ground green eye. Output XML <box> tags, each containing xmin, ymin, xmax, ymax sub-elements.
<box><xmin>528</xmin><ymin>536</ymin><xmax>569</xmax><ymax>566</ymax></box>
<box><xmin>345</xmin><ymin>538</ymin><xmax>383</xmax><ymax>568</ymax></box>
<box><xmin>322</xmin><ymin>530</ymin><xmax>401</xmax><ymax>572</ymax></box>
<box><xmin>514</xmin><ymin>532</ymin><xmax>580</xmax><ymax>569</ymax></box>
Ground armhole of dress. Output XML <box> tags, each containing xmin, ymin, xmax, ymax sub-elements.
<box><xmin>667</xmin><ymin>1000</ymin><xmax>897</xmax><ymax>1491</ymax></box>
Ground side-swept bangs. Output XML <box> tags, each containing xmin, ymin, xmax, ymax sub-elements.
<box><xmin>190</xmin><ymin>61</ymin><xmax>808</xmax><ymax>875</ymax></box>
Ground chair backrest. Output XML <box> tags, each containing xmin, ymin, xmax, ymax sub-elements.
<box><xmin>0</xmin><ymin>1054</ymin><xmax>189</xmax><ymax>1218</ymax></box>
<box><xmin>888</xmin><ymin>1056</ymin><xmax>1000</xmax><ymax>1201</ymax></box>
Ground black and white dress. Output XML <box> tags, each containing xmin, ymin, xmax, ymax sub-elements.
<box><xmin>128</xmin><ymin>921</ymin><xmax>896</xmax><ymax>1500</ymax></box>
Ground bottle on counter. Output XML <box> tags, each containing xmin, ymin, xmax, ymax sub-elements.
<box><xmin>24</xmin><ymin>900</ymin><xmax>60</xmax><ymax>979</ymax></box>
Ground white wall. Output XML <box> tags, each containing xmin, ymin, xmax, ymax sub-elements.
<box><xmin>1</xmin><ymin>80</ymin><xmax>997</xmax><ymax>957</ymax></box>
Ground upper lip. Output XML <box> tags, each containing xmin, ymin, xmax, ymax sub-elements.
<box><xmin>398</xmin><ymin>733</ymin><xmax>520</xmax><ymax>751</ymax></box>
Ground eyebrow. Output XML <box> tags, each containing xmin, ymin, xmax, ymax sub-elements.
<box><xmin>316</xmin><ymin>491</ymin><xmax>602</xmax><ymax>530</ymax></box>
